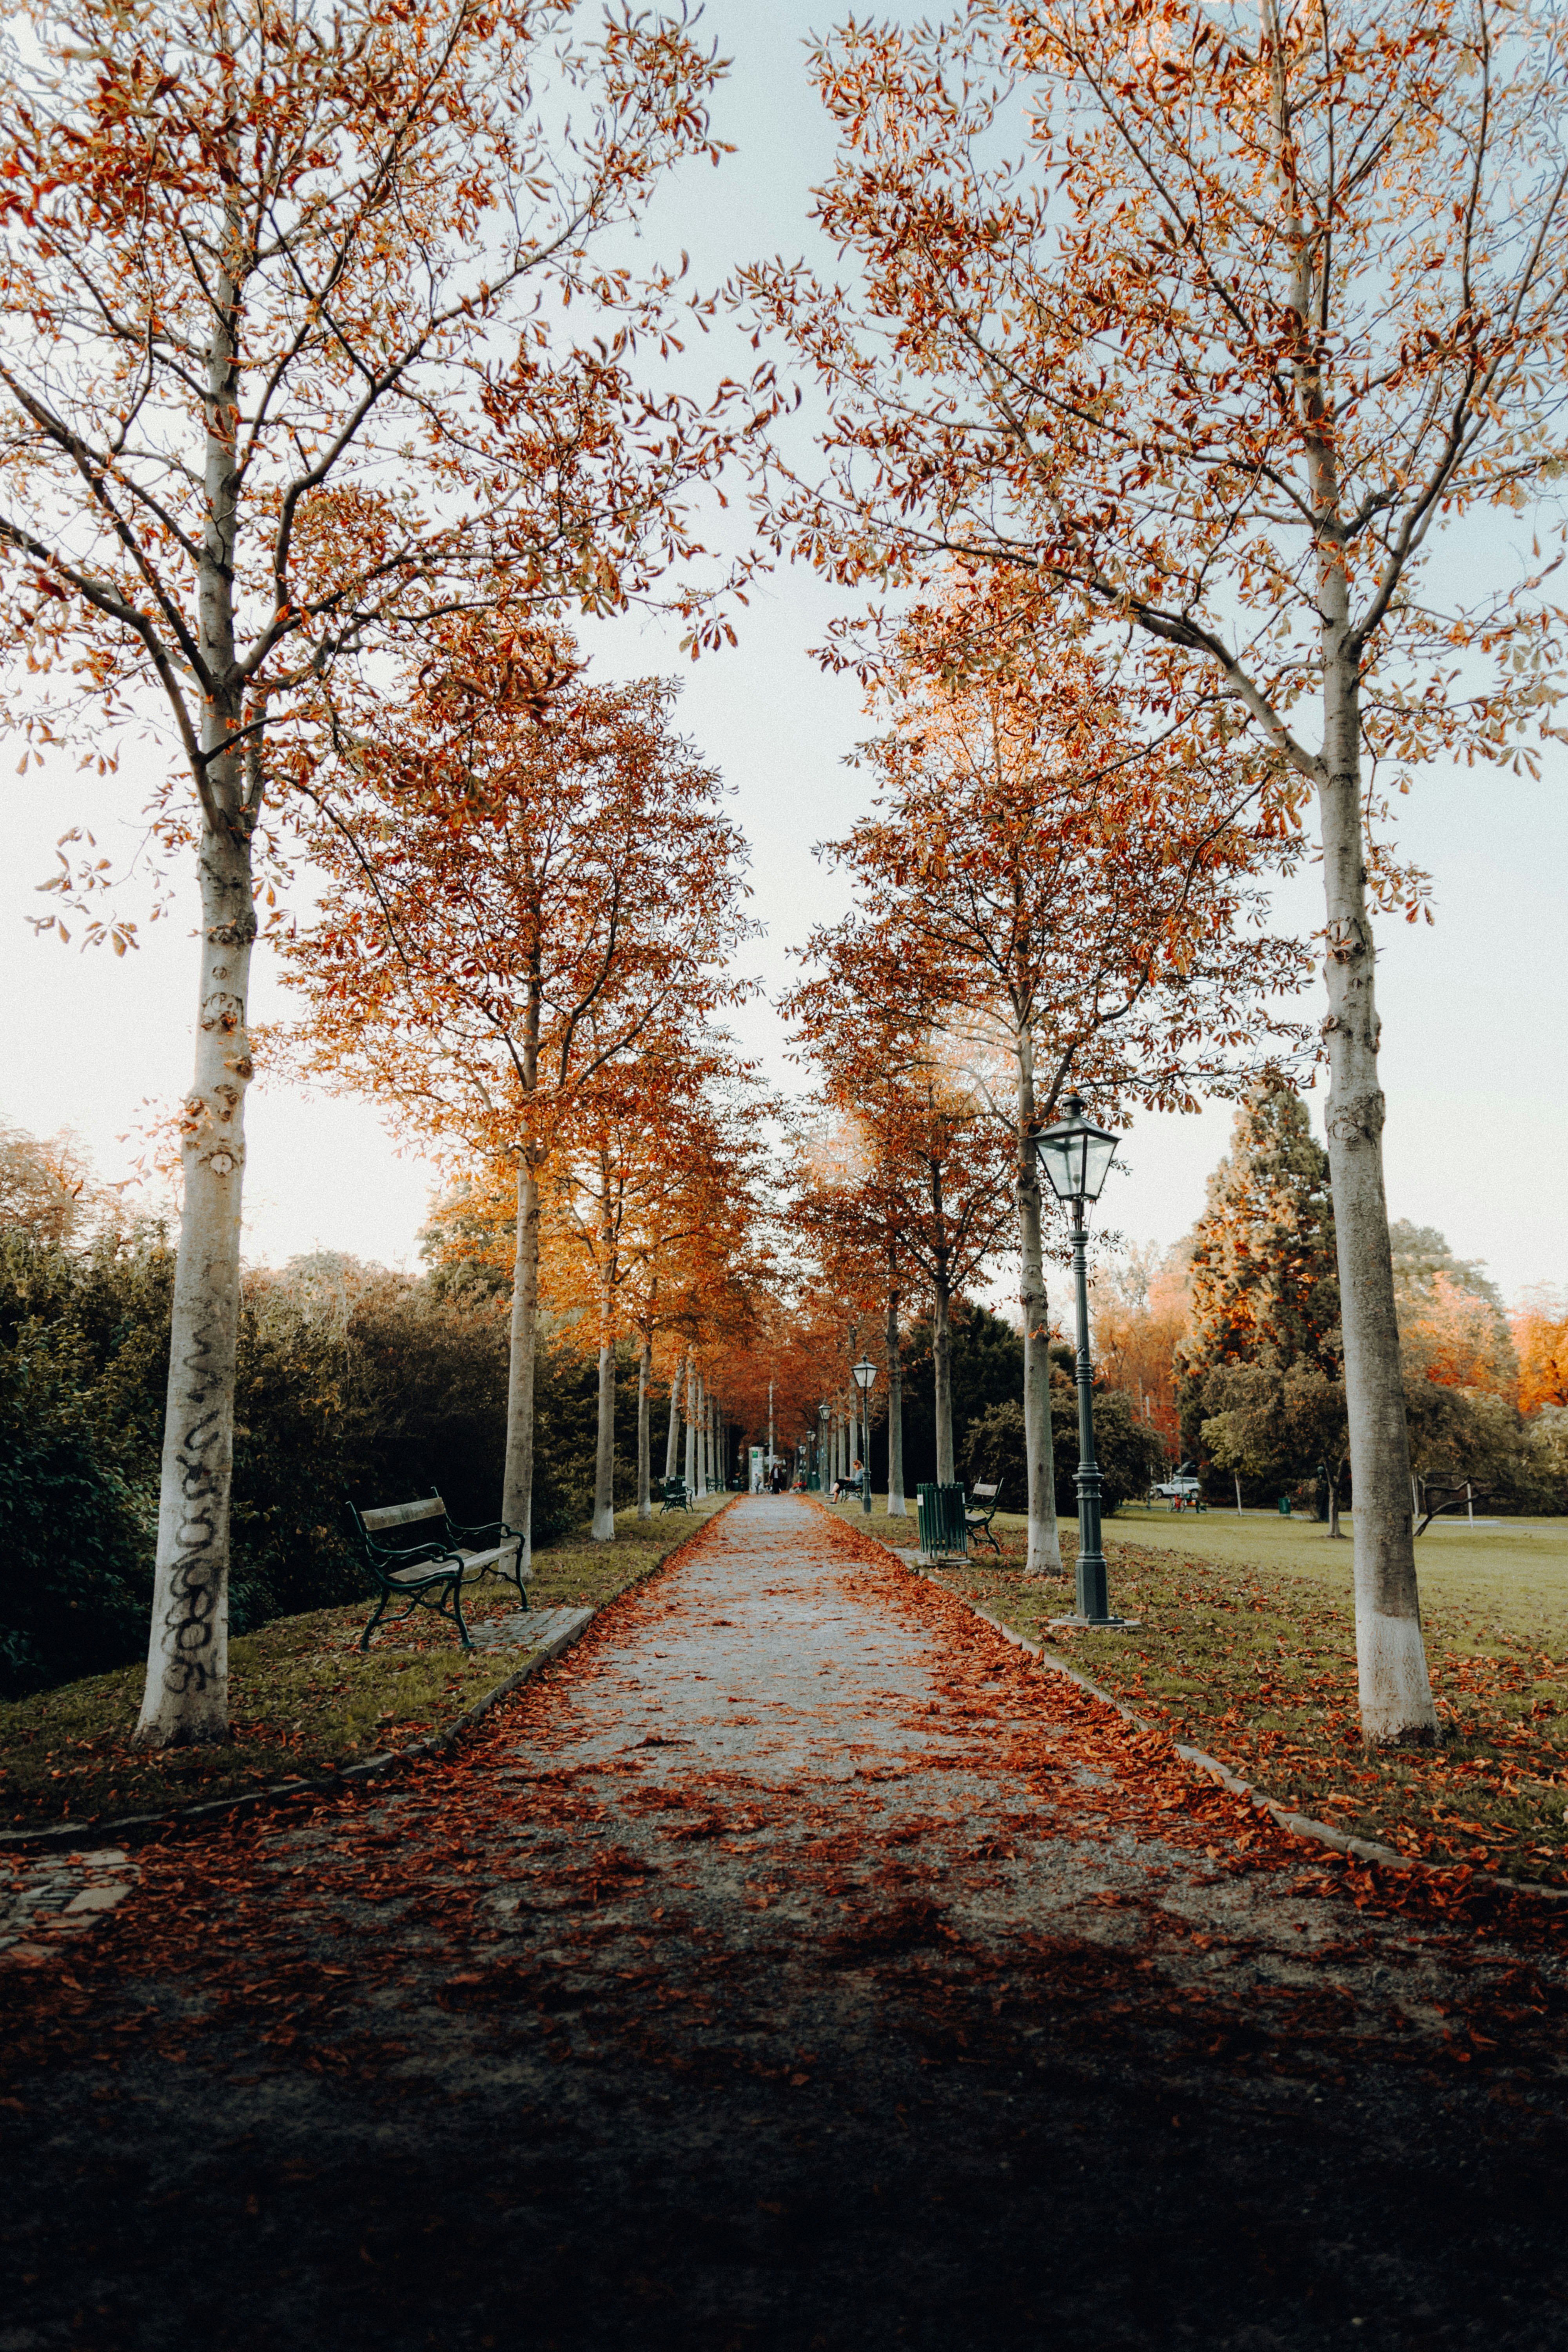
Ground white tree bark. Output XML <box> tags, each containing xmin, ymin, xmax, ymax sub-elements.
<box><xmin>665</xmin><ymin>1349</ymin><xmax>685</xmax><ymax>1482</ymax></box>
<box><xmin>1318</xmin><ymin>667</ymin><xmax>1436</xmax><ymax>1740</ymax></box>
<box><xmin>1268</xmin><ymin>1</ymin><xmax>1436</xmax><ymax>1742</ymax></box>
<box><xmin>684</xmin><ymin>1356</ymin><xmax>697</xmax><ymax>1494</ymax></box>
<box><xmin>591</xmin><ymin>1274</ymin><xmax>617</xmax><ymax>1540</ymax></box>
<box><xmin>1015</xmin><ymin>1038</ymin><xmax>1063</xmax><ymax>1575</ymax></box>
<box><xmin>636</xmin><ymin>1336</ymin><xmax>653</xmax><ymax>1520</ymax></box>
<box><xmin>886</xmin><ymin>1272</ymin><xmax>908</xmax><ymax>1517</ymax></box>
<box><xmin>135</xmin><ymin>228</ymin><xmax>252</xmax><ymax>1748</ymax></box>
<box><xmin>501</xmin><ymin>1158</ymin><xmax>539</xmax><ymax>1571</ymax></box>
<box><xmin>133</xmin><ymin>818</ymin><xmax>254</xmax><ymax>1746</ymax></box>
<box><xmin>933</xmin><ymin>1271</ymin><xmax>955</xmax><ymax>1486</ymax></box>
<box><xmin>695</xmin><ymin>1368</ymin><xmax>708</xmax><ymax>1496</ymax></box>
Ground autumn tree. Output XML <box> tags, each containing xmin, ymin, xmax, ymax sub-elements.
<box><xmin>0</xmin><ymin>0</ymin><xmax>769</xmax><ymax>1744</ymax></box>
<box><xmin>782</xmin><ymin>992</ymin><xmax>1016</xmax><ymax>1487</ymax></box>
<box><xmin>1390</xmin><ymin>1225</ymin><xmax>1517</xmax><ymax>1399</ymax></box>
<box><xmin>542</xmin><ymin>1037</ymin><xmax>767</xmax><ymax>1536</ymax></box>
<box><xmin>809</xmin><ymin>606</ymin><xmax>1309</xmax><ymax>1569</ymax></box>
<box><xmin>740</xmin><ymin>0</ymin><xmax>1568</xmax><ymax>1736</ymax></box>
<box><xmin>1515</xmin><ymin>1290</ymin><xmax>1568</xmax><ymax>1417</ymax></box>
<box><xmin>786</xmin><ymin>1111</ymin><xmax>912</xmax><ymax>1512</ymax></box>
<box><xmin>1089</xmin><ymin>1243</ymin><xmax>1191</xmax><ymax>1459</ymax></box>
<box><xmin>282</xmin><ymin>630</ymin><xmax>753</xmax><ymax>1569</ymax></box>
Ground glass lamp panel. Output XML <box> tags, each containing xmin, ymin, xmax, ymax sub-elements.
<box><xmin>1036</xmin><ymin>1131</ymin><xmax>1079</xmax><ymax>1202</ymax></box>
<box><xmin>1081</xmin><ymin>1129</ymin><xmax>1119</xmax><ymax>1201</ymax></box>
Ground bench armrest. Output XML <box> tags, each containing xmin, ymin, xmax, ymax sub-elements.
<box><xmin>447</xmin><ymin>1515</ymin><xmax>523</xmax><ymax>1546</ymax></box>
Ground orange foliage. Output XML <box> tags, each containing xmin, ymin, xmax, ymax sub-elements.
<box><xmin>1400</xmin><ymin>1274</ymin><xmax>1519</xmax><ymax>1402</ymax></box>
<box><xmin>1088</xmin><ymin>1247</ymin><xmax>1191</xmax><ymax>1456</ymax></box>
<box><xmin>1512</xmin><ymin>1289</ymin><xmax>1568</xmax><ymax>1416</ymax></box>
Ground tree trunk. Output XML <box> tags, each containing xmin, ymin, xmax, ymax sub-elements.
<box><xmin>886</xmin><ymin>1271</ymin><xmax>908</xmax><ymax>1517</ymax></box>
<box><xmin>134</xmin><ymin>817</ymin><xmax>254</xmax><ymax>1747</ymax></box>
<box><xmin>591</xmin><ymin>1272</ymin><xmax>616</xmax><ymax>1541</ymax></box>
<box><xmin>665</xmin><ymin>1350</ymin><xmax>685</xmax><ymax>1482</ymax></box>
<box><xmin>1270</xmin><ymin>0</ymin><xmax>1434</xmax><ymax>1742</ymax></box>
<box><xmin>1016</xmin><ymin>1067</ymin><xmax>1063</xmax><ymax>1575</ymax></box>
<box><xmin>933</xmin><ymin>1272</ymin><xmax>955</xmax><ymax>1485</ymax></box>
<box><xmin>684</xmin><ymin>1357</ymin><xmax>697</xmax><ymax>1493</ymax></box>
<box><xmin>592</xmin><ymin>1336</ymin><xmax>617</xmax><ymax>1541</ymax></box>
<box><xmin>501</xmin><ymin>1158</ymin><xmax>539</xmax><ymax>1566</ymax></box>
<box><xmin>135</xmin><ymin>235</ymin><xmax>252</xmax><ymax>1748</ymax></box>
<box><xmin>636</xmin><ymin>1336</ymin><xmax>653</xmax><ymax>1520</ymax></box>
<box><xmin>1318</xmin><ymin>633</ymin><xmax>1435</xmax><ymax>1739</ymax></box>
<box><xmin>697</xmin><ymin>1371</ymin><xmax>709</xmax><ymax>1496</ymax></box>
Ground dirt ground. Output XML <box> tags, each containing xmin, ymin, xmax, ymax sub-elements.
<box><xmin>3</xmin><ymin>1495</ymin><xmax>1566</xmax><ymax>2351</ymax></box>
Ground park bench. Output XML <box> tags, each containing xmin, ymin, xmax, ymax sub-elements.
<box><xmin>347</xmin><ymin>1488</ymin><xmax>528</xmax><ymax>1653</ymax></box>
<box><xmin>964</xmin><ymin>1480</ymin><xmax>1005</xmax><ymax>1554</ymax></box>
<box><xmin>658</xmin><ymin>1477</ymin><xmax>691</xmax><ymax>1515</ymax></box>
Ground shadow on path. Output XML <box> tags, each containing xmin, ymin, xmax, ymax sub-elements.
<box><xmin>4</xmin><ymin>1495</ymin><xmax>1566</xmax><ymax>2350</ymax></box>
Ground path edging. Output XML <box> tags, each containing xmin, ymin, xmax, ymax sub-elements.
<box><xmin>872</xmin><ymin>1536</ymin><xmax>1568</xmax><ymax>1908</ymax></box>
<box><xmin>1</xmin><ymin>1502</ymin><xmax>734</xmax><ymax>1859</ymax></box>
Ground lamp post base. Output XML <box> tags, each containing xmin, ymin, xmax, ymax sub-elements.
<box><xmin>1048</xmin><ymin>1615</ymin><xmax>1143</xmax><ymax>1632</ymax></box>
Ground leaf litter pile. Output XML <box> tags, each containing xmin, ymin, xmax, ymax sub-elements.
<box><xmin>4</xmin><ymin>1497</ymin><xmax>1568</xmax><ymax>2350</ymax></box>
<box><xmin>925</xmin><ymin>1532</ymin><xmax>1568</xmax><ymax>1888</ymax></box>
<box><xmin>0</xmin><ymin>1504</ymin><xmax>725</xmax><ymax>1834</ymax></box>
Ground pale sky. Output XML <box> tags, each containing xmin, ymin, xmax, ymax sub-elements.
<box><xmin>4</xmin><ymin>4</ymin><xmax>1565</xmax><ymax>1304</ymax></box>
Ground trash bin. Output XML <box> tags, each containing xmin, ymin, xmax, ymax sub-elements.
<box><xmin>917</xmin><ymin>1483</ymin><xmax>968</xmax><ymax>1558</ymax></box>
<box><xmin>1278</xmin><ymin>1494</ymin><xmax>1292</xmax><ymax>1516</ymax></box>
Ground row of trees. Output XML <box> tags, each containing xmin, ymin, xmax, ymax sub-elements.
<box><xmin>777</xmin><ymin>587</ymin><xmax>1309</xmax><ymax>1570</ymax></box>
<box><xmin>737</xmin><ymin>0</ymin><xmax>1568</xmax><ymax>1746</ymax></box>
<box><xmin>7</xmin><ymin>0</ymin><xmax>1566</xmax><ymax>1757</ymax></box>
<box><xmin>0</xmin><ymin>0</ymin><xmax>790</xmax><ymax>1745</ymax></box>
<box><xmin>0</xmin><ymin>1116</ymin><xmax>774</xmax><ymax>1695</ymax></box>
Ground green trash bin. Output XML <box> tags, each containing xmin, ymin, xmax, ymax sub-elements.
<box><xmin>916</xmin><ymin>1482</ymin><xmax>968</xmax><ymax>1559</ymax></box>
<box><xmin>1278</xmin><ymin>1494</ymin><xmax>1292</xmax><ymax>1516</ymax></box>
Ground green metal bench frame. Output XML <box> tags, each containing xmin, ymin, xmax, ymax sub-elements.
<box><xmin>347</xmin><ymin>1488</ymin><xmax>528</xmax><ymax>1653</ymax></box>
<box><xmin>964</xmin><ymin>1479</ymin><xmax>1004</xmax><ymax>1554</ymax></box>
<box><xmin>657</xmin><ymin>1477</ymin><xmax>691</xmax><ymax>1515</ymax></box>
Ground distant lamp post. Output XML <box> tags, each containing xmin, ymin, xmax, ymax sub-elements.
<box><xmin>1035</xmin><ymin>1093</ymin><xmax>1124</xmax><ymax>1625</ymax></box>
<box><xmin>818</xmin><ymin>1401</ymin><xmax>829</xmax><ymax>1490</ymax></box>
<box><xmin>851</xmin><ymin>1357</ymin><xmax>878</xmax><ymax>1514</ymax></box>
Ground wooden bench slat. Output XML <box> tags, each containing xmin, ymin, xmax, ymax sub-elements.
<box><xmin>361</xmin><ymin>1496</ymin><xmax>446</xmax><ymax>1532</ymax></box>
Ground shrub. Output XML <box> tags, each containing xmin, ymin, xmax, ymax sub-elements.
<box><xmin>960</xmin><ymin>1381</ymin><xmax>1165</xmax><ymax>1518</ymax></box>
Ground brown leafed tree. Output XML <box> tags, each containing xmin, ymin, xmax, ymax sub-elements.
<box><xmin>806</xmin><ymin>605</ymin><xmax>1310</xmax><ymax>1570</ymax></box>
<box><xmin>539</xmin><ymin>1037</ymin><xmax>769</xmax><ymax>1537</ymax></box>
<box><xmin>282</xmin><ymin>626</ymin><xmax>753</xmax><ymax>1587</ymax></box>
<box><xmin>0</xmin><ymin>0</ymin><xmax>769</xmax><ymax>1744</ymax></box>
<box><xmin>739</xmin><ymin>0</ymin><xmax>1568</xmax><ymax>1737</ymax></box>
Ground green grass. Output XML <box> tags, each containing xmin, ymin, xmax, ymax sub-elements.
<box><xmin>852</xmin><ymin>1496</ymin><xmax>1568</xmax><ymax>1888</ymax></box>
<box><xmin>0</xmin><ymin>1495</ymin><xmax>730</xmax><ymax>1837</ymax></box>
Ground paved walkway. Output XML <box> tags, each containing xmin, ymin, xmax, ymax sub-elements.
<box><xmin>3</xmin><ymin>1497</ymin><xmax>1566</xmax><ymax>2350</ymax></box>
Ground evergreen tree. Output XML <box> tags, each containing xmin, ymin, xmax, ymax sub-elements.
<box><xmin>1177</xmin><ymin>1084</ymin><xmax>1340</xmax><ymax>1434</ymax></box>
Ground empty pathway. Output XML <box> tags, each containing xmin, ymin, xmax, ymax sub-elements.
<box><xmin>4</xmin><ymin>1495</ymin><xmax>1567</xmax><ymax>2349</ymax></box>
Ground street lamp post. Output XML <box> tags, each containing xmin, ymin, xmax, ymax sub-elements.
<box><xmin>818</xmin><ymin>1402</ymin><xmax>829</xmax><ymax>1493</ymax></box>
<box><xmin>851</xmin><ymin>1357</ymin><xmax>877</xmax><ymax>1514</ymax></box>
<box><xmin>1034</xmin><ymin>1093</ymin><xmax>1125</xmax><ymax>1626</ymax></box>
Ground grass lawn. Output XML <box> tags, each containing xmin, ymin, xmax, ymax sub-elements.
<box><xmin>821</xmin><ymin>1493</ymin><xmax>1568</xmax><ymax>1891</ymax></box>
<box><xmin>0</xmin><ymin>1495</ymin><xmax>731</xmax><ymax>1838</ymax></box>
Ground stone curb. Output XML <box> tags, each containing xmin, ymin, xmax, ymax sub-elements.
<box><xmin>0</xmin><ymin>1501</ymin><xmax>734</xmax><ymax>1860</ymax></box>
<box><xmin>870</xmin><ymin>1535</ymin><xmax>1568</xmax><ymax>1910</ymax></box>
